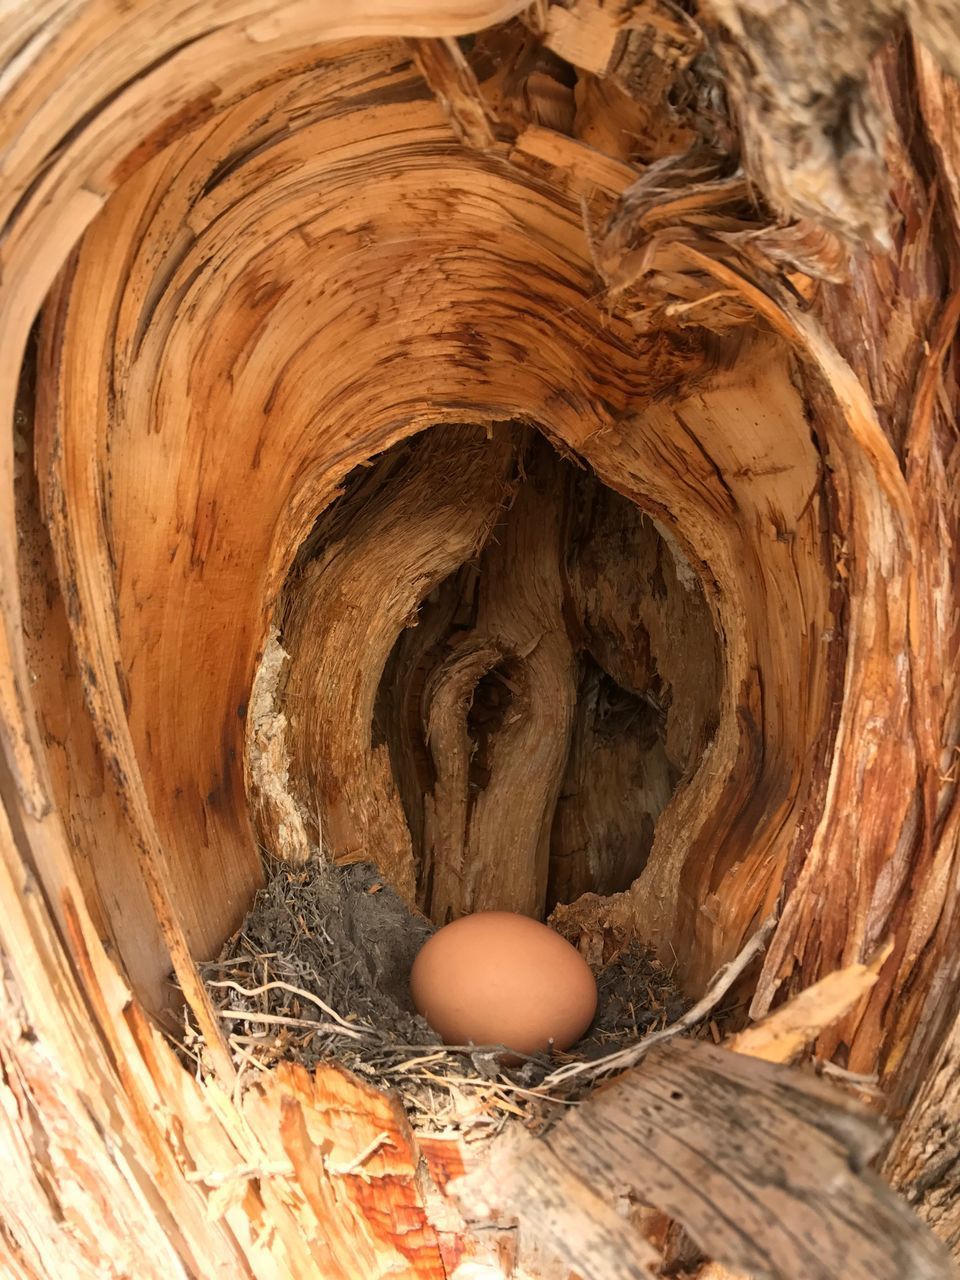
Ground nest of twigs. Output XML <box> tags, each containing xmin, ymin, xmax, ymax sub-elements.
<box><xmin>179</xmin><ymin>855</ymin><xmax>695</xmax><ymax>1139</ymax></box>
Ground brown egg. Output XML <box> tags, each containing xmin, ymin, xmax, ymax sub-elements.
<box><xmin>410</xmin><ymin>912</ymin><xmax>598</xmax><ymax>1057</ymax></box>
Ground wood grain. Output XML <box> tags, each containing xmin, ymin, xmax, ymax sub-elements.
<box><xmin>0</xmin><ymin>1</ymin><xmax>958</xmax><ymax>1275</ymax></box>
<box><xmin>454</xmin><ymin>1040</ymin><xmax>956</xmax><ymax>1280</ymax></box>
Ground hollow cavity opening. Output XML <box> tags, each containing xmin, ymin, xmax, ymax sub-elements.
<box><xmin>271</xmin><ymin>421</ymin><xmax>722</xmax><ymax>931</ymax></box>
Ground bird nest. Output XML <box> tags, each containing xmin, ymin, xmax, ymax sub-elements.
<box><xmin>178</xmin><ymin>855</ymin><xmax>693</xmax><ymax>1141</ymax></box>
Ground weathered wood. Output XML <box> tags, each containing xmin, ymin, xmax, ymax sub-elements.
<box><xmin>0</xmin><ymin>0</ymin><xmax>959</xmax><ymax>1275</ymax></box>
<box><xmin>287</xmin><ymin>426</ymin><xmax>720</xmax><ymax>922</ymax></box>
<box><xmin>421</xmin><ymin>435</ymin><xmax>578</xmax><ymax>920</ymax></box>
<box><xmin>245</xmin><ymin>1064</ymin><xmax>448</xmax><ymax>1279</ymax></box>
<box><xmin>886</xmin><ymin>1007</ymin><xmax>960</xmax><ymax>1253</ymax></box>
<box><xmin>411</xmin><ymin>37</ymin><xmax>498</xmax><ymax>149</ymax></box>
<box><xmin>280</xmin><ymin>425</ymin><xmax>517</xmax><ymax>899</ymax></box>
<box><xmin>727</xmin><ymin>953</ymin><xmax>888</xmax><ymax>1066</ymax></box>
<box><xmin>454</xmin><ymin>1039</ymin><xmax>956</xmax><ymax>1280</ymax></box>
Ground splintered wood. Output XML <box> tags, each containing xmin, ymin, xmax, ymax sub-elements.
<box><xmin>244</xmin><ymin>1064</ymin><xmax>448</xmax><ymax>1280</ymax></box>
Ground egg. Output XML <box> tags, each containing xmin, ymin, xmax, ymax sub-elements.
<box><xmin>410</xmin><ymin>911</ymin><xmax>598</xmax><ymax>1057</ymax></box>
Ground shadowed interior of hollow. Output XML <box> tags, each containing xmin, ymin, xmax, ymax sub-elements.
<box><xmin>275</xmin><ymin>422</ymin><xmax>722</xmax><ymax>927</ymax></box>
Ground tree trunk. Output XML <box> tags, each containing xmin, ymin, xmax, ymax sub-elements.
<box><xmin>1</xmin><ymin>2</ymin><xmax>959</xmax><ymax>1276</ymax></box>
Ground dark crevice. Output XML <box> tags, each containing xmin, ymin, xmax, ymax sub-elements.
<box><xmin>319</xmin><ymin>422</ymin><xmax>724</xmax><ymax>926</ymax></box>
<box><xmin>466</xmin><ymin>659</ymin><xmax>520</xmax><ymax>796</ymax></box>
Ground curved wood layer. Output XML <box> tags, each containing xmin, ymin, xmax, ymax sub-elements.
<box><xmin>34</xmin><ymin>45</ymin><xmax>830</xmax><ymax>1006</ymax></box>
